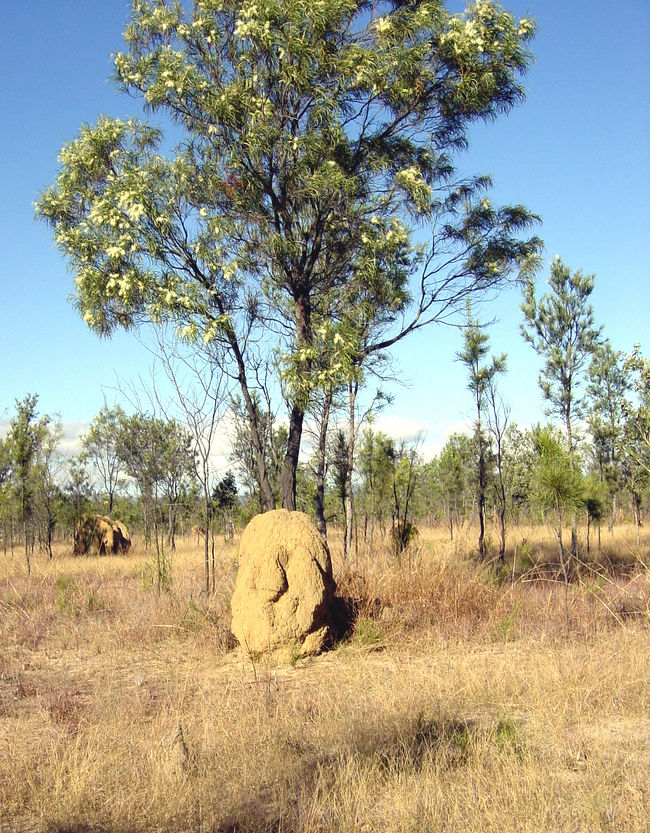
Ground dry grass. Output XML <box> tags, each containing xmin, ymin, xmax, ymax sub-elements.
<box><xmin>0</xmin><ymin>523</ymin><xmax>648</xmax><ymax>832</ymax></box>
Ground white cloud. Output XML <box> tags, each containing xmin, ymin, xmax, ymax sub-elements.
<box><xmin>59</xmin><ymin>421</ymin><xmax>88</xmax><ymax>457</ymax></box>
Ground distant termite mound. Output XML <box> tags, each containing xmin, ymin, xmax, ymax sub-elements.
<box><xmin>74</xmin><ymin>515</ymin><xmax>131</xmax><ymax>556</ymax></box>
<box><xmin>231</xmin><ymin>509</ymin><xmax>335</xmax><ymax>659</ymax></box>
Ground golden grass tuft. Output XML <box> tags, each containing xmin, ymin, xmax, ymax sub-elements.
<box><xmin>0</xmin><ymin>523</ymin><xmax>648</xmax><ymax>832</ymax></box>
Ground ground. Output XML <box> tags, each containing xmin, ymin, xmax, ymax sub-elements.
<box><xmin>0</xmin><ymin>524</ymin><xmax>648</xmax><ymax>832</ymax></box>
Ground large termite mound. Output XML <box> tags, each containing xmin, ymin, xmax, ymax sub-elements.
<box><xmin>231</xmin><ymin>509</ymin><xmax>335</xmax><ymax>658</ymax></box>
<box><xmin>74</xmin><ymin>515</ymin><xmax>131</xmax><ymax>556</ymax></box>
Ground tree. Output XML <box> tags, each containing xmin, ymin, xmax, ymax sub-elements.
<box><xmin>149</xmin><ymin>332</ymin><xmax>231</xmax><ymax>592</ymax></box>
<box><xmin>486</xmin><ymin>364</ymin><xmax>510</xmax><ymax>564</ymax></box>
<box><xmin>521</xmin><ymin>257</ymin><xmax>602</xmax><ymax>557</ymax></box>
<box><xmin>586</xmin><ymin>341</ymin><xmax>628</xmax><ymax>530</ymax></box>
<box><xmin>531</xmin><ymin>425</ymin><xmax>584</xmax><ymax>629</ymax></box>
<box><xmin>582</xmin><ymin>474</ymin><xmax>606</xmax><ymax>553</ymax></box>
<box><xmin>621</xmin><ymin>345</ymin><xmax>650</xmax><ymax>543</ymax></box>
<box><xmin>7</xmin><ymin>395</ymin><xmax>51</xmax><ymax>574</ymax></box>
<box><xmin>501</xmin><ymin>423</ymin><xmax>535</xmax><ymax>523</ymax></box>
<box><xmin>37</xmin><ymin>0</ymin><xmax>541</xmax><ymax>512</ymax></box>
<box><xmin>116</xmin><ymin>413</ymin><xmax>195</xmax><ymax>549</ymax></box>
<box><xmin>33</xmin><ymin>419</ymin><xmax>65</xmax><ymax>559</ymax></box>
<box><xmin>63</xmin><ymin>456</ymin><xmax>93</xmax><ymax>538</ymax></box>
<box><xmin>230</xmin><ymin>392</ymin><xmax>283</xmax><ymax>511</ymax></box>
<box><xmin>388</xmin><ymin>438</ymin><xmax>422</xmax><ymax>559</ymax></box>
<box><xmin>532</xmin><ymin>426</ymin><xmax>581</xmax><ymax>560</ymax></box>
<box><xmin>357</xmin><ymin>428</ymin><xmax>394</xmax><ymax>550</ymax></box>
<box><xmin>331</xmin><ymin>428</ymin><xmax>350</xmax><ymax>542</ymax></box>
<box><xmin>457</xmin><ymin>309</ymin><xmax>506</xmax><ymax>560</ymax></box>
<box><xmin>0</xmin><ymin>435</ymin><xmax>16</xmax><ymax>555</ymax></box>
<box><xmin>437</xmin><ymin>432</ymin><xmax>475</xmax><ymax>540</ymax></box>
<box><xmin>213</xmin><ymin>471</ymin><xmax>238</xmax><ymax>542</ymax></box>
<box><xmin>81</xmin><ymin>404</ymin><xmax>126</xmax><ymax>514</ymax></box>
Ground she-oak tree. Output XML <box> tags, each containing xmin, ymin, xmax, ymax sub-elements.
<box><xmin>37</xmin><ymin>0</ymin><xmax>541</xmax><ymax>511</ymax></box>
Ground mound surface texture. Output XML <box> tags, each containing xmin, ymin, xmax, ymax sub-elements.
<box><xmin>231</xmin><ymin>510</ymin><xmax>335</xmax><ymax>657</ymax></box>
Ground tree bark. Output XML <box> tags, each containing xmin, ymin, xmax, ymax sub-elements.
<box><xmin>282</xmin><ymin>402</ymin><xmax>304</xmax><ymax>511</ymax></box>
<box><xmin>231</xmin><ymin>342</ymin><xmax>275</xmax><ymax>512</ymax></box>
<box><xmin>314</xmin><ymin>388</ymin><xmax>332</xmax><ymax>542</ymax></box>
<box><xmin>344</xmin><ymin>381</ymin><xmax>358</xmax><ymax>559</ymax></box>
<box><xmin>281</xmin><ymin>290</ymin><xmax>312</xmax><ymax>511</ymax></box>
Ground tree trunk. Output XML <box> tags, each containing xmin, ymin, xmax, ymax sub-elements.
<box><xmin>565</xmin><ymin>413</ymin><xmax>578</xmax><ymax>562</ymax></box>
<box><xmin>608</xmin><ymin>491</ymin><xmax>617</xmax><ymax>533</ymax></box>
<box><xmin>314</xmin><ymin>388</ymin><xmax>332</xmax><ymax>542</ymax></box>
<box><xmin>203</xmin><ymin>495</ymin><xmax>212</xmax><ymax>594</ymax></box>
<box><xmin>498</xmin><ymin>504</ymin><xmax>506</xmax><ymax>564</ymax></box>
<box><xmin>477</xmin><ymin>424</ymin><xmax>486</xmax><ymax>561</ymax></box>
<box><xmin>344</xmin><ymin>382</ymin><xmax>358</xmax><ymax>559</ymax></box>
<box><xmin>226</xmin><ymin>325</ymin><xmax>275</xmax><ymax>512</ymax></box>
<box><xmin>281</xmin><ymin>402</ymin><xmax>304</xmax><ymax>511</ymax></box>
<box><xmin>633</xmin><ymin>493</ymin><xmax>641</xmax><ymax>546</ymax></box>
<box><xmin>281</xmin><ymin>290</ymin><xmax>312</xmax><ymax>512</ymax></box>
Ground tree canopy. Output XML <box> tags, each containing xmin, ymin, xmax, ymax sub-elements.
<box><xmin>37</xmin><ymin>0</ymin><xmax>542</xmax><ymax>510</ymax></box>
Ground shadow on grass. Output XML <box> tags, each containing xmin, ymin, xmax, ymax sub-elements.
<box><xmin>42</xmin><ymin>713</ymin><xmax>523</xmax><ymax>833</ymax></box>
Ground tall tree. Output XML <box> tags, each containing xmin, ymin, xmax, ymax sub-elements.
<box><xmin>457</xmin><ymin>309</ymin><xmax>506</xmax><ymax>560</ymax></box>
<box><xmin>521</xmin><ymin>257</ymin><xmax>602</xmax><ymax>558</ymax></box>
<box><xmin>37</xmin><ymin>0</ymin><xmax>541</xmax><ymax>512</ymax></box>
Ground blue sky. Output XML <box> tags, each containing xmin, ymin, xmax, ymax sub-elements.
<box><xmin>1</xmin><ymin>0</ymin><xmax>648</xmax><ymax>458</ymax></box>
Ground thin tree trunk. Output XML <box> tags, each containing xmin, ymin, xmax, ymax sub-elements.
<box><xmin>314</xmin><ymin>388</ymin><xmax>332</xmax><ymax>542</ymax></box>
<box><xmin>633</xmin><ymin>494</ymin><xmax>641</xmax><ymax>546</ymax></box>
<box><xmin>477</xmin><ymin>426</ymin><xmax>486</xmax><ymax>561</ymax></box>
<box><xmin>226</xmin><ymin>326</ymin><xmax>275</xmax><ymax>512</ymax></box>
<box><xmin>608</xmin><ymin>492</ymin><xmax>617</xmax><ymax>532</ymax></box>
<box><xmin>344</xmin><ymin>382</ymin><xmax>358</xmax><ymax>559</ymax></box>
<box><xmin>203</xmin><ymin>493</ymin><xmax>211</xmax><ymax>594</ymax></box>
<box><xmin>556</xmin><ymin>506</ymin><xmax>570</xmax><ymax>633</ymax></box>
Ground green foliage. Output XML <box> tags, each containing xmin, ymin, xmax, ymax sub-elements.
<box><xmin>213</xmin><ymin>471</ymin><xmax>237</xmax><ymax>512</ymax></box>
<box><xmin>531</xmin><ymin>426</ymin><xmax>583</xmax><ymax>515</ymax></box>
<box><xmin>81</xmin><ymin>404</ymin><xmax>126</xmax><ymax>513</ymax></box>
<box><xmin>141</xmin><ymin>554</ymin><xmax>173</xmax><ymax>592</ymax></box>
<box><xmin>492</xmin><ymin>716</ymin><xmax>522</xmax><ymax>752</ymax></box>
<box><xmin>55</xmin><ymin>574</ymin><xmax>81</xmax><ymax>617</ymax></box>
<box><xmin>4</xmin><ymin>395</ymin><xmax>64</xmax><ymax>565</ymax></box>
<box><xmin>521</xmin><ymin>258</ymin><xmax>602</xmax><ymax>453</ymax></box>
<box><xmin>352</xmin><ymin>616</ymin><xmax>383</xmax><ymax>648</ymax></box>
<box><xmin>390</xmin><ymin>519</ymin><xmax>419</xmax><ymax>553</ymax></box>
<box><xmin>582</xmin><ymin>475</ymin><xmax>606</xmax><ymax>523</ymax></box>
<box><xmin>37</xmin><ymin>0</ymin><xmax>542</xmax><ymax>506</ymax></box>
<box><xmin>457</xmin><ymin>307</ymin><xmax>507</xmax><ymax>558</ymax></box>
<box><xmin>437</xmin><ymin>432</ymin><xmax>477</xmax><ymax>535</ymax></box>
<box><xmin>493</xmin><ymin>599</ymin><xmax>522</xmax><ymax>639</ymax></box>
